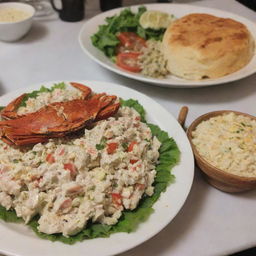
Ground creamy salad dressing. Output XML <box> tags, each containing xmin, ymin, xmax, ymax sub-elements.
<box><xmin>0</xmin><ymin>88</ymin><xmax>161</xmax><ymax>237</ymax></box>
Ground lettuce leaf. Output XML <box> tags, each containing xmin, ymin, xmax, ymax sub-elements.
<box><xmin>0</xmin><ymin>97</ymin><xmax>180</xmax><ymax>244</ymax></box>
<box><xmin>91</xmin><ymin>6</ymin><xmax>165</xmax><ymax>58</ymax></box>
<box><xmin>120</xmin><ymin>98</ymin><xmax>146</xmax><ymax>122</ymax></box>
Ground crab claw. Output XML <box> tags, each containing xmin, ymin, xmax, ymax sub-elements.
<box><xmin>70</xmin><ymin>82</ymin><xmax>92</xmax><ymax>99</ymax></box>
<box><xmin>1</xmin><ymin>93</ymin><xmax>27</xmax><ymax>120</ymax></box>
<box><xmin>96</xmin><ymin>103</ymin><xmax>120</xmax><ymax>121</ymax></box>
<box><xmin>0</xmin><ymin>84</ymin><xmax>120</xmax><ymax>146</ymax></box>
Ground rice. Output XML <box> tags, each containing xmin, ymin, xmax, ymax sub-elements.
<box><xmin>192</xmin><ymin>112</ymin><xmax>256</xmax><ymax>177</ymax></box>
<box><xmin>139</xmin><ymin>40</ymin><xmax>169</xmax><ymax>78</ymax></box>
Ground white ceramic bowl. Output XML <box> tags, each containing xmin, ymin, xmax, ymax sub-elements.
<box><xmin>0</xmin><ymin>2</ymin><xmax>35</xmax><ymax>42</ymax></box>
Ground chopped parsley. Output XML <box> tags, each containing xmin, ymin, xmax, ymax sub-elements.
<box><xmin>121</xmin><ymin>142</ymin><xmax>128</xmax><ymax>150</ymax></box>
<box><xmin>96</xmin><ymin>137</ymin><xmax>107</xmax><ymax>150</ymax></box>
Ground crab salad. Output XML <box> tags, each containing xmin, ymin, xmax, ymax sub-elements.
<box><xmin>0</xmin><ymin>87</ymin><xmax>161</xmax><ymax>237</ymax></box>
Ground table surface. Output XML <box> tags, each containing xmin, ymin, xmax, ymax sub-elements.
<box><xmin>1</xmin><ymin>0</ymin><xmax>256</xmax><ymax>255</ymax></box>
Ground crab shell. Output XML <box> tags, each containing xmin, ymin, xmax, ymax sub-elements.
<box><xmin>0</xmin><ymin>83</ymin><xmax>120</xmax><ymax>146</ymax></box>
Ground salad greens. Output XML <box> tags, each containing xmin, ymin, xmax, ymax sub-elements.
<box><xmin>91</xmin><ymin>6</ymin><xmax>165</xmax><ymax>58</ymax></box>
<box><xmin>0</xmin><ymin>85</ymin><xmax>180</xmax><ymax>244</ymax></box>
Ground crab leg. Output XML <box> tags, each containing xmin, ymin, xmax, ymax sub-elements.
<box><xmin>1</xmin><ymin>93</ymin><xmax>27</xmax><ymax>120</ymax></box>
<box><xmin>1</xmin><ymin>126</ymin><xmax>67</xmax><ymax>146</ymax></box>
<box><xmin>2</xmin><ymin>134</ymin><xmax>49</xmax><ymax>146</ymax></box>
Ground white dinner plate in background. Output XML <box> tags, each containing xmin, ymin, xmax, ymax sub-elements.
<box><xmin>79</xmin><ymin>4</ymin><xmax>256</xmax><ymax>88</ymax></box>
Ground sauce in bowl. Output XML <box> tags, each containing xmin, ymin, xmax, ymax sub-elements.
<box><xmin>0</xmin><ymin>7</ymin><xmax>30</xmax><ymax>22</ymax></box>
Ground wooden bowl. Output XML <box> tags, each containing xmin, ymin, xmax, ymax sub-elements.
<box><xmin>187</xmin><ymin>110</ymin><xmax>256</xmax><ymax>193</ymax></box>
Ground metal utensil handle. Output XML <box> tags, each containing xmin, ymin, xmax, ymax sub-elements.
<box><xmin>178</xmin><ymin>106</ymin><xmax>189</xmax><ymax>129</ymax></box>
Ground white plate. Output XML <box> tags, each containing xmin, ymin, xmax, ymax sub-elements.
<box><xmin>79</xmin><ymin>4</ymin><xmax>256</xmax><ymax>88</ymax></box>
<box><xmin>0</xmin><ymin>81</ymin><xmax>194</xmax><ymax>256</ymax></box>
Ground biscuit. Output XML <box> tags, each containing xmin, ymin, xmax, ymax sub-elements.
<box><xmin>162</xmin><ymin>13</ymin><xmax>255</xmax><ymax>80</ymax></box>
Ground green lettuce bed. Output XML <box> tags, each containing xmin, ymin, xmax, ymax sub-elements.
<box><xmin>0</xmin><ymin>86</ymin><xmax>180</xmax><ymax>244</ymax></box>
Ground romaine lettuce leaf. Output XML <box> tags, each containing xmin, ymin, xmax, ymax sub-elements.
<box><xmin>91</xmin><ymin>6</ymin><xmax>165</xmax><ymax>58</ymax></box>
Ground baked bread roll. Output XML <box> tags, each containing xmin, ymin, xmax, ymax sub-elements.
<box><xmin>162</xmin><ymin>13</ymin><xmax>255</xmax><ymax>80</ymax></box>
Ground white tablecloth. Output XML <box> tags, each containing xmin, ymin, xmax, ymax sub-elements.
<box><xmin>1</xmin><ymin>0</ymin><xmax>256</xmax><ymax>255</ymax></box>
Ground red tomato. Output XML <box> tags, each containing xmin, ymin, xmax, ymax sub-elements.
<box><xmin>111</xmin><ymin>193</ymin><xmax>122</xmax><ymax>206</ymax></box>
<box><xmin>116</xmin><ymin>52</ymin><xmax>141</xmax><ymax>73</ymax></box>
<box><xmin>58</xmin><ymin>148</ymin><xmax>65</xmax><ymax>156</ymax></box>
<box><xmin>46</xmin><ymin>153</ymin><xmax>55</xmax><ymax>164</ymax></box>
<box><xmin>117</xmin><ymin>32</ymin><xmax>146</xmax><ymax>52</ymax></box>
<box><xmin>128</xmin><ymin>141</ymin><xmax>137</xmax><ymax>152</ymax></box>
<box><xmin>130</xmin><ymin>159</ymin><xmax>138</xmax><ymax>164</ymax></box>
<box><xmin>64</xmin><ymin>163</ymin><xmax>77</xmax><ymax>176</ymax></box>
<box><xmin>107</xmin><ymin>142</ymin><xmax>118</xmax><ymax>154</ymax></box>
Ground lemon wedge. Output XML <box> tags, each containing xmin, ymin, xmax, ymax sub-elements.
<box><xmin>139</xmin><ymin>10</ymin><xmax>175</xmax><ymax>30</ymax></box>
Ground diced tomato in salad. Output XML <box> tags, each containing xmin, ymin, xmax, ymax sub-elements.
<box><xmin>130</xmin><ymin>159</ymin><xmax>138</xmax><ymax>164</ymax></box>
<box><xmin>128</xmin><ymin>141</ymin><xmax>137</xmax><ymax>152</ymax></box>
<box><xmin>46</xmin><ymin>153</ymin><xmax>55</xmax><ymax>164</ymax></box>
<box><xmin>64</xmin><ymin>163</ymin><xmax>77</xmax><ymax>176</ymax></box>
<box><xmin>58</xmin><ymin>148</ymin><xmax>65</xmax><ymax>156</ymax></box>
<box><xmin>107</xmin><ymin>142</ymin><xmax>118</xmax><ymax>154</ymax></box>
<box><xmin>111</xmin><ymin>193</ymin><xmax>122</xmax><ymax>206</ymax></box>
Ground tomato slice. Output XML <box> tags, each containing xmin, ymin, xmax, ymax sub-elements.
<box><xmin>117</xmin><ymin>32</ymin><xmax>146</xmax><ymax>52</ymax></box>
<box><xmin>116</xmin><ymin>52</ymin><xmax>141</xmax><ymax>73</ymax></box>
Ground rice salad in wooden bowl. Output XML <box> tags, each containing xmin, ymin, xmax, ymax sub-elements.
<box><xmin>188</xmin><ymin>110</ymin><xmax>256</xmax><ymax>192</ymax></box>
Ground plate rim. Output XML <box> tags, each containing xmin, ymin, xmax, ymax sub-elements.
<box><xmin>79</xmin><ymin>3</ymin><xmax>256</xmax><ymax>88</ymax></box>
<box><xmin>0</xmin><ymin>80</ymin><xmax>194</xmax><ymax>256</ymax></box>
